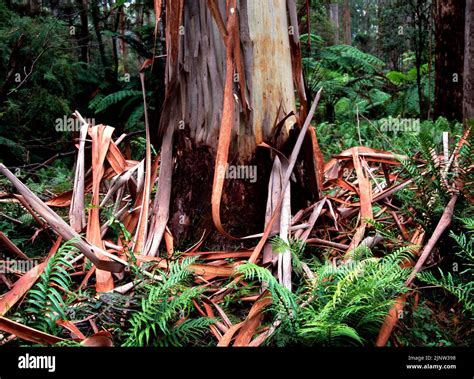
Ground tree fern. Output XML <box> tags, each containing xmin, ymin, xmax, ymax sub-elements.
<box><xmin>89</xmin><ymin>89</ymin><xmax>142</xmax><ymax>114</ymax></box>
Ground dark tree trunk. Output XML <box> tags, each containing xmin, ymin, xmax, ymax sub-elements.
<box><xmin>343</xmin><ymin>0</ymin><xmax>351</xmax><ymax>45</ymax></box>
<box><xmin>91</xmin><ymin>0</ymin><xmax>108</xmax><ymax>69</ymax></box>
<box><xmin>111</xmin><ymin>5</ymin><xmax>122</xmax><ymax>82</ymax></box>
<box><xmin>464</xmin><ymin>0</ymin><xmax>474</xmax><ymax>123</ymax></box>
<box><xmin>77</xmin><ymin>0</ymin><xmax>90</xmax><ymax>63</ymax></box>
<box><xmin>413</xmin><ymin>0</ymin><xmax>428</xmax><ymax>119</ymax></box>
<box><xmin>434</xmin><ymin>0</ymin><xmax>466</xmax><ymax>121</ymax></box>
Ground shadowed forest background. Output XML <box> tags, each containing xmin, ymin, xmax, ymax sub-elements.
<box><xmin>0</xmin><ymin>0</ymin><xmax>472</xmax><ymax>348</ymax></box>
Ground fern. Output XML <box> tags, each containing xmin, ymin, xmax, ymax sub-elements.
<box><xmin>236</xmin><ymin>262</ymin><xmax>298</xmax><ymax>317</ymax></box>
<box><xmin>418</xmin><ymin>217</ymin><xmax>474</xmax><ymax>315</ymax></box>
<box><xmin>419</xmin><ymin>270</ymin><xmax>473</xmax><ymax>315</ymax></box>
<box><xmin>89</xmin><ymin>89</ymin><xmax>142</xmax><ymax>114</ymax></box>
<box><xmin>123</xmin><ymin>257</ymin><xmax>212</xmax><ymax>347</ymax></box>
<box><xmin>268</xmin><ymin>246</ymin><xmax>412</xmax><ymax>346</ymax></box>
<box><xmin>23</xmin><ymin>242</ymin><xmax>76</xmax><ymax>334</ymax></box>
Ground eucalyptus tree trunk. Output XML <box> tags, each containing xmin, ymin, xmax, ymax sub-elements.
<box><xmin>148</xmin><ymin>0</ymin><xmax>319</xmax><ymax>250</ymax></box>
<box><xmin>329</xmin><ymin>2</ymin><xmax>340</xmax><ymax>45</ymax></box>
<box><xmin>343</xmin><ymin>0</ymin><xmax>351</xmax><ymax>45</ymax></box>
<box><xmin>434</xmin><ymin>0</ymin><xmax>465</xmax><ymax>121</ymax></box>
<box><xmin>464</xmin><ymin>0</ymin><xmax>474</xmax><ymax>123</ymax></box>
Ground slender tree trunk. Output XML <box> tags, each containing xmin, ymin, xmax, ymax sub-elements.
<box><xmin>343</xmin><ymin>0</ymin><xmax>351</xmax><ymax>45</ymax></box>
<box><xmin>151</xmin><ymin>0</ymin><xmax>316</xmax><ymax>247</ymax></box>
<box><xmin>329</xmin><ymin>2</ymin><xmax>340</xmax><ymax>44</ymax></box>
<box><xmin>91</xmin><ymin>0</ymin><xmax>108</xmax><ymax>69</ymax></box>
<box><xmin>77</xmin><ymin>0</ymin><xmax>90</xmax><ymax>63</ymax></box>
<box><xmin>434</xmin><ymin>0</ymin><xmax>465</xmax><ymax>121</ymax></box>
<box><xmin>120</xmin><ymin>7</ymin><xmax>128</xmax><ymax>73</ymax></box>
<box><xmin>111</xmin><ymin>5</ymin><xmax>122</xmax><ymax>82</ymax></box>
<box><xmin>464</xmin><ymin>0</ymin><xmax>474</xmax><ymax>123</ymax></box>
<box><xmin>414</xmin><ymin>0</ymin><xmax>425</xmax><ymax>119</ymax></box>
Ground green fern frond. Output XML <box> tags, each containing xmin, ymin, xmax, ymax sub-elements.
<box><xmin>123</xmin><ymin>257</ymin><xmax>210</xmax><ymax>347</ymax></box>
<box><xmin>24</xmin><ymin>242</ymin><xmax>76</xmax><ymax>334</ymax></box>
<box><xmin>89</xmin><ymin>89</ymin><xmax>142</xmax><ymax>114</ymax></box>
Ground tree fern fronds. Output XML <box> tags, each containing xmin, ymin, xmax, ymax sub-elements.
<box><xmin>89</xmin><ymin>90</ymin><xmax>142</xmax><ymax>114</ymax></box>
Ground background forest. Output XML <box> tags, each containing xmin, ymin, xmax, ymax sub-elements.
<box><xmin>0</xmin><ymin>0</ymin><xmax>472</xmax><ymax>348</ymax></box>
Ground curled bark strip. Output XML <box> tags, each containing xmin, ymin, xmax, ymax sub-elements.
<box><xmin>144</xmin><ymin>124</ymin><xmax>174</xmax><ymax>257</ymax></box>
<box><xmin>233</xmin><ymin>290</ymin><xmax>272</xmax><ymax>346</ymax></box>
<box><xmin>56</xmin><ymin>319</ymin><xmax>86</xmax><ymax>340</ymax></box>
<box><xmin>0</xmin><ymin>316</ymin><xmax>64</xmax><ymax>345</ymax></box>
<box><xmin>207</xmin><ymin>0</ymin><xmax>228</xmax><ymax>39</ymax></box>
<box><xmin>248</xmin><ymin>89</ymin><xmax>323</xmax><ymax>264</ymax></box>
<box><xmin>87</xmin><ymin>125</ymin><xmax>115</xmax><ymax>292</ymax></box>
<box><xmin>211</xmin><ymin>0</ymin><xmax>239</xmax><ymax>240</ymax></box>
<box><xmin>0</xmin><ymin>164</ymin><xmax>126</xmax><ymax>273</ymax></box>
<box><xmin>0</xmin><ymin>237</ymin><xmax>62</xmax><ymax>316</ymax></box>
<box><xmin>69</xmin><ymin>112</ymin><xmax>88</xmax><ymax>232</ymax></box>
<box><xmin>0</xmin><ymin>231</ymin><xmax>30</xmax><ymax>261</ymax></box>
<box><xmin>132</xmin><ymin>72</ymin><xmax>152</xmax><ymax>255</ymax></box>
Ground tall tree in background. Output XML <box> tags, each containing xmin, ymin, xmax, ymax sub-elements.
<box><xmin>77</xmin><ymin>0</ymin><xmax>90</xmax><ymax>63</ymax></box>
<box><xmin>343</xmin><ymin>0</ymin><xmax>351</xmax><ymax>44</ymax></box>
<box><xmin>145</xmin><ymin>0</ymin><xmax>323</xmax><ymax>253</ymax></box>
<box><xmin>464</xmin><ymin>0</ymin><xmax>474</xmax><ymax>123</ymax></box>
<box><xmin>409</xmin><ymin>0</ymin><xmax>432</xmax><ymax>119</ymax></box>
<box><xmin>329</xmin><ymin>1</ymin><xmax>340</xmax><ymax>44</ymax></box>
<box><xmin>434</xmin><ymin>0</ymin><xmax>465</xmax><ymax>121</ymax></box>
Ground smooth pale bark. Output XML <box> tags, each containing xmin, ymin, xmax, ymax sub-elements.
<box><xmin>329</xmin><ymin>2</ymin><xmax>340</xmax><ymax>45</ymax></box>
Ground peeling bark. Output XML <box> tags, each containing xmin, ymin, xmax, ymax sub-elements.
<box><xmin>154</xmin><ymin>0</ymin><xmax>314</xmax><ymax>247</ymax></box>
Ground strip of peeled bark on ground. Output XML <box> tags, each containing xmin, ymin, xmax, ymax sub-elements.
<box><xmin>376</xmin><ymin>195</ymin><xmax>458</xmax><ymax>346</ymax></box>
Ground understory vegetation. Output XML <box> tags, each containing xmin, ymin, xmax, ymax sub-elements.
<box><xmin>0</xmin><ymin>0</ymin><xmax>472</xmax><ymax>348</ymax></box>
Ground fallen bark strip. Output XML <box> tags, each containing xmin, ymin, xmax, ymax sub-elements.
<box><xmin>248</xmin><ymin>88</ymin><xmax>323</xmax><ymax>264</ymax></box>
<box><xmin>0</xmin><ymin>316</ymin><xmax>64</xmax><ymax>345</ymax></box>
<box><xmin>132</xmin><ymin>72</ymin><xmax>152</xmax><ymax>255</ymax></box>
<box><xmin>376</xmin><ymin>195</ymin><xmax>458</xmax><ymax>346</ymax></box>
<box><xmin>69</xmin><ymin>112</ymin><xmax>88</xmax><ymax>232</ymax></box>
<box><xmin>0</xmin><ymin>231</ymin><xmax>30</xmax><ymax>261</ymax></box>
<box><xmin>210</xmin><ymin>0</ymin><xmax>240</xmax><ymax>240</ymax></box>
<box><xmin>143</xmin><ymin>117</ymin><xmax>174</xmax><ymax>256</ymax></box>
<box><xmin>0</xmin><ymin>164</ymin><xmax>126</xmax><ymax>273</ymax></box>
<box><xmin>305</xmin><ymin>238</ymin><xmax>349</xmax><ymax>251</ymax></box>
<box><xmin>0</xmin><ymin>237</ymin><xmax>62</xmax><ymax>316</ymax></box>
<box><xmin>405</xmin><ymin>195</ymin><xmax>458</xmax><ymax>286</ymax></box>
<box><xmin>211</xmin><ymin>89</ymin><xmax>323</xmax><ymax>302</ymax></box>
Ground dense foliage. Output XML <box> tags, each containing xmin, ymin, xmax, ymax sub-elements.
<box><xmin>0</xmin><ymin>0</ymin><xmax>472</xmax><ymax>348</ymax></box>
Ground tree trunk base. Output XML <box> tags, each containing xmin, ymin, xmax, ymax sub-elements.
<box><xmin>169</xmin><ymin>132</ymin><xmax>273</xmax><ymax>250</ymax></box>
